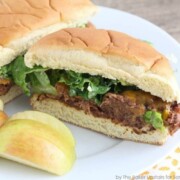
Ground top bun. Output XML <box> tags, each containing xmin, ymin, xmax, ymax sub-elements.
<box><xmin>0</xmin><ymin>0</ymin><xmax>97</xmax><ymax>66</ymax></box>
<box><xmin>25</xmin><ymin>28</ymin><xmax>180</xmax><ymax>102</ymax></box>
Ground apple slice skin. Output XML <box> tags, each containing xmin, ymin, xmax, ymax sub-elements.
<box><xmin>0</xmin><ymin>111</ymin><xmax>8</xmax><ymax>127</ymax></box>
<box><xmin>0</xmin><ymin>99</ymin><xmax>8</xmax><ymax>127</ymax></box>
<box><xmin>0</xmin><ymin>119</ymin><xmax>76</xmax><ymax>175</ymax></box>
<box><xmin>9</xmin><ymin>111</ymin><xmax>75</xmax><ymax>147</ymax></box>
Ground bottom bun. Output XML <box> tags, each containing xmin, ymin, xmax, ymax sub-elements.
<box><xmin>31</xmin><ymin>94</ymin><xmax>169</xmax><ymax>145</ymax></box>
<box><xmin>0</xmin><ymin>85</ymin><xmax>23</xmax><ymax>104</ymax></box>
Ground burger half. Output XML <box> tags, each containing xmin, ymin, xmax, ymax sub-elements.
<box><xmin>0</xmin><ymin>0</ymin><xmax>97</xmax><ymax>103</ymax></box>
<box><xmin>6</xmin><ymin>28</ymin><xmax>180</xmax><ymax>145</ymax></box>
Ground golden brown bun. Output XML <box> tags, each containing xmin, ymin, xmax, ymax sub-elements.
<box><xmin>0</xmin><ymin>0</ymin><xmax>97</xmax><ymax>66</ymax></box>
<box><xmin>0</xmin><ymin>0</ymin><xmax>97</xmax><ymax>46</ymax></box>
<box><xmin>31</xmin><ymin>94</ymin><xmax>169</xmax><ymax>145</ymax></box>
<box><xmin>25</xmin><ymin>28</ymin><xmax>180</xmax><ymax>102</ymax></box>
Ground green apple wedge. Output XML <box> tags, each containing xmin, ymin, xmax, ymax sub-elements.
<box><xmin>9</xmin><ymin>111</ymin><xmax>75</xmax><ymax>147</ymax></box>
<box><xmin>0</xmin><ymin>99</ymin><xmax>8</xmax><ymax>127</ymax></box>
<box><xmin>0</xmin><ymin>110</ymin><xmax>8</xmax><ymax>127</ymax></box>
<box><xmin>0</xmin><ymin>111</ymin><xmax>76</xmax><ymax>175</ymax></box>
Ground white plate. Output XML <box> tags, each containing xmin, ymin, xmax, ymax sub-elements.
<box><xmin>1</xmin><ymin>6</ymin><xmax>180</xmax><ymax>180</ymax></box>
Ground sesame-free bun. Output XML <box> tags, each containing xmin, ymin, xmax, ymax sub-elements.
<box><xmin>31</xmin><ymin>94</ymin><xmax>169</xmax><ymax>145</ymax></box>
<box><xmin>0</xmin><ymin>85</ymin><xmax>22</xmax><ymax>104</ymax></box>
<box><xmin>0</xmin><ymin>0</ymin><xmax>97</xmax><ymax>67</ymax></box>
<box><xmin>25</xmin><ymin>28</ymin><xmax>180</xmax><ymax>102</ymax></box>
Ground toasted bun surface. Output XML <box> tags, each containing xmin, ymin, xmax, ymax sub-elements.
<box><xmin>25</xmin><ymin>28</ymin><xmax>180</xmax><ymax>102</ymax></box>
<box><xmin>0</xmin><ymin>0</ymin><xmax>97</xmax><ymax>66</ymax></box>
<box><xmin>31</xmin><ymin>94</ymin><xmax>169</xmax><ymax>145</ymax></box>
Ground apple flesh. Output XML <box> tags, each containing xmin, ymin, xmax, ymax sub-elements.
<box><xmin>9</xmin><ymin>111</ymin><xmax>75</xmax><ymax>147</ymax></box>
<box><xmin>0</xmin><ymin>112</ymin><xmax>76</xmax><ymax>175</ymax></box>
<box><xmin>0</xmin><ymin>99</ymin><xmax>4</xmax><ymax>111</ymax></box>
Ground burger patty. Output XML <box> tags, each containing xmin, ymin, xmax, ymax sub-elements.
<box><xmin>38</xmin><ymin>83</ymin><xmax>180</xmax><ymax>134</ymax></box>
<box><xmin>0</xmin><ymin>79</ymin><xmax>12</xmax><ymax>96</ymax></box>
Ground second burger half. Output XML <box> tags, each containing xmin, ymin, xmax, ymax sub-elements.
<box><xmin>0</xmin><ymin>0</ymin><xmax>97</xmax><ymax>103</ymax></box>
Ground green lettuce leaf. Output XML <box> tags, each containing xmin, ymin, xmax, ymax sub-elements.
<box><xmin>10</xmin><ymin>56</ymin><xmax>47</xmax><ymax>95</ymax></box>
<box><xmin>58</xmin><ymin>70</ymin><xmax>112</xmax><ymax>104</ymax></box>
<box><xmin>0</xmin><ymin>63</ymin><xmax>13</xmax><ymax>79</ymax></box>
<box><xmin>142</xmin><ymin>40</ymin><xmax>153</xmax><ymax>45</ymax></box>
<box><xmin>58</xmin><ymin>70</ymin><xmax>136</xmax><ymax>104</ymax></box>
<box><xmin>143</xmin><ymin>111</ymin><xmax>165</xmax><ymax>131</ymax></box>
<box><xmin>0</xmin><ymin>56</ymin><xmax>137</xmax><ymax>103</ymax></box>
<box><xmin>1</xmin><ymin>56</ymin><xmax>56</xmax><ymax>96</ymax></box>
<box><xmin>29</xmin><ymin>72</ymin><xmax>56</xmax><ymax>95</ymax></box>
